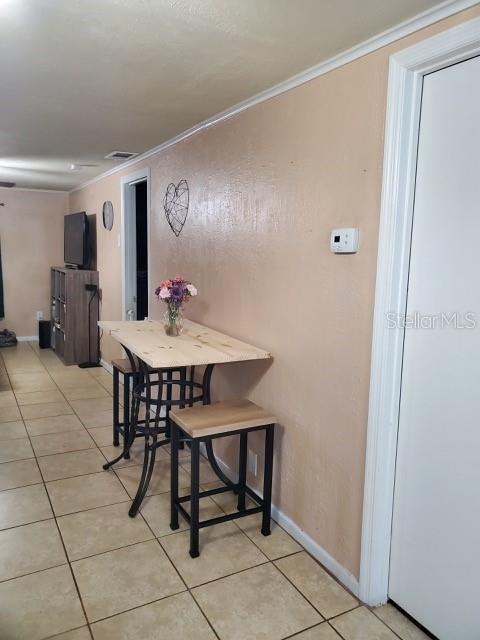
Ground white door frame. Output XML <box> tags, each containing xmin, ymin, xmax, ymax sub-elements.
<box><xmin>359</xmin><ymin>16</ymin><xmax>480</xmax><ymax>606</ymax></box>
<box><xmin>120</xmin><ymin>167</ymin><xmax>151</xmax><ymax>320</ymax></box>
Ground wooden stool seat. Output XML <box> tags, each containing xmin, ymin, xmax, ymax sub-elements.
<box><xmin>111</xmin><ymin>358</ymin><xmax>133</xmax><ymax>374</ymax></box>
<box><xmin>112</xmin><ymin>358</ymin><xmax>159</xmax><ymax>375</ymax></box>
<box><xmin>170</xmin><ymin>400</ymin><xmax>276</xmax><ymax>438</ymax></box>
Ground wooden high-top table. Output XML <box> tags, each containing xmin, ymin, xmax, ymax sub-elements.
<box><xmin>98</xmin><ymin>319</ymin><xmax>271</xmax><ymax>515</ymax></box>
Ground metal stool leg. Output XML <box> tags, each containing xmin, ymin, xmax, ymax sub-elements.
<box><xmin>113</xmin><ymin>367</ymin><xmax>120</xmax><ymax>446</ymax></box>
<box><xmin>261</xmin><ymin>425</ymin><xmax>274</xmax><ymax>536</ymax></box>
<box><xmin>189</xmin><ymin>439</ymin><xmax>200</xmax><ymax>558</ymax></box>
<box><xmin>237</xmin><ymin>432</ymin><xmax>248</xmax><ymax>511</ymax></box>
<box><xmin>103</xmin><ymin>379</ymin><xmax>139</xmax><ymax>471</ymax></box>
<box><xmin>170</xmin><ymin>422</ymin><xmax>179</xmax><ymax>530</ymax></box>
<box><xmin>123</xmin><ymin>374</ymin><xmax>131</xmax><ymax>459</ymax></box>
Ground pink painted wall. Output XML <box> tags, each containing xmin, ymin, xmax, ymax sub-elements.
<box><xmin>69</xmin><ymin>5</ymin><xmax>480</xmax><ymax>577</ymax></box>
<box><xmin>0</xmin><ymin>188</ymin><xmax>68</xmax><ymax>337</ymax></box>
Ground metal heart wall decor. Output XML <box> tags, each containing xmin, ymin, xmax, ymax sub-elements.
<box><xmin>163</xmin><ymin>179</ymin><xmax>189</xmax><ymax>237</ymax></box>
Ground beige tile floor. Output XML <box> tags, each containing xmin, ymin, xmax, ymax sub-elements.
<box><xmin>0</xmin><ymin>342</ymin><xmax>430</xmax><ymax>640</ymax></box>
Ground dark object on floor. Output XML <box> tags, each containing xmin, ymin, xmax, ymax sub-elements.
<box><xmin>38</xmin><ymin>320</ymin><xmax>52</xmax><ymax>349</ymax></box>
<box><xmin>0</xmin><ymin>329</ymin><xmax>17</xmax><ymax>347</ymax></box>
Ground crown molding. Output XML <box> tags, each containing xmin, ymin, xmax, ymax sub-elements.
<box><xmin>70</xmin><ymin>0</ymin><xmax>478</xmax><ymax>194</ymax></box>
<box><xmin>0</xmin><ymin>186</ymin><xmax>68</xmax><ymax>194</ymax></box>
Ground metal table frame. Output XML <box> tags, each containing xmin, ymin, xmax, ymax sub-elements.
<box><xmin>103</xmin><ymin>345</ymin><xmax>234</xmax><ymax>516</ymax></box>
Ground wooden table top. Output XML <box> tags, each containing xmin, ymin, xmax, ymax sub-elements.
<box><xmin>98</xmin><ymin>319</ymin><xmax>271</xmax><ymax>368</ymax></box>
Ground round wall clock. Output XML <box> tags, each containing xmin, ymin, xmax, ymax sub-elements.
<box><xmin>102</xmin><ymin>201</ymin><xmax>114</xmax><ymax>230</ymax></box>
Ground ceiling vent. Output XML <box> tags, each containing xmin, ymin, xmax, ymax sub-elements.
<box><xmin>0</xmin><ymin>181</ymin><xmax>15</xmax><ymax>188</ymax></box>
<box><xmin>105</xmin><ymin>151</ymin><xmax>138</xmax><ymax>161</ymax></box>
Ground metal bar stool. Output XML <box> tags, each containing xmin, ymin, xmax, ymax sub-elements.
<box><xmin>169</xmin><ymin>399</ymin><xmax>276</xmax><ymax>558</ymax></box>
<box><xmin>111</xmin><ymin>358</ymin><xmax>135</xmax><ymax>457</ymax></box>
<box><xmin>111</xmin><ymin>357</ymin><xmax>182</xmax><ymax>459</ymax></box>
<box><xmin>104</xmin><ymin>348</ymin><xmax>217</xmax><ymax>517</ymax></box>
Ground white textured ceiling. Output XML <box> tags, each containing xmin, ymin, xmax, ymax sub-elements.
<box><xmin>1</xmin><ymin>0</ymin><xmax>446</xmax><ymax>191</ymax></box>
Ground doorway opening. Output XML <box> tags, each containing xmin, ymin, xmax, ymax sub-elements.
<box><xmin>121</xmin><ymin>168</ymin><xmax>150</xmax><ymax>321</ymax></box>
<box><xmin>135</xmin><ymin>181</ymin><xmax>148</xmax><ymax>320</ymax></box>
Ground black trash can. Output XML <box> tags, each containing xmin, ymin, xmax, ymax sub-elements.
<box><xmin>39</xmin><ymin>320</ymin><xmax>52</xmax><ymax>349</ymax></box>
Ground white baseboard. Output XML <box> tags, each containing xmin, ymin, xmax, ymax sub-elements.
<box><xmin>100</xmin><ymin>358</ymin><xmax>114</xmax><ymax>374</ymax></box>
<box><xmin>214</xmin><ymin>455</ymin><xmax>360</xmax><ymax>598</ymax></box>
<box><xmin>271</xmin><ymin>505</ymin><xmax>360</xmax><ymax>598</ymax></box>
<box><xmin>17</xmin><ymin>336</ymin><xmax>39</xmax><ymax>342</ymax></box>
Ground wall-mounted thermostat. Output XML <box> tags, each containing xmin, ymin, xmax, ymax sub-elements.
<box><xmin>330</xmin><ymin>228</ymin><xmax>359</xmax><ymax>253</ymax></box>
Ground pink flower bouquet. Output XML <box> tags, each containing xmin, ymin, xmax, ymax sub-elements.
<box><xmin>155</xmin><ymin>277</ymin><xmax>197</xmax><ymax>336</ymax></box>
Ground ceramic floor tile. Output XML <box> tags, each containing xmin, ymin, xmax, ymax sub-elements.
<box><xmin>25</xmin><ymin>413</ymin><xmax>84</xmax><ymax>436</ymax></box>
<box><xmin>275</xmin><ymin>552</ymin><xmax>358</xmax><ymax>618</ymax></box>
<box><xmin>96</xmin><ymin>377</ymin><xmax>116</xmax><ymax>394</ymax></box>
<box><xmin>0</xmin><ymin>373</ymin><xmax>12</xmax><ymax>391</ymax></box>
<box><xmin>54</xmin><ymin>371</ymin><xmax>102</xmax><ymax>384</ymax></box>
<box><xmin>31</xmin><ymin>429</ymin><xmax>95</xmax><ymax>456</ymax></box>
<box><xmin>63</xmin><ymin>386</ymin><xmax>110</xmax><ymax>401</ymax></box>
<box><xmin>0</xmin><ymin>458</ymin><xmax>42</xmax><ymax>491</ymax></box>
<box><xmin>38</xmin><ymin>448</ymin><xmax>106</xmax><ymax>481</ymax></box>
<box><xmin>88</xmin><ymin>426</ymin><xmax>114</xmax><ymax>446</ymax></box>
<box><xmin>80</xmin><ymin>409</ymin><xmax>114</xmax><ymax>428</ymax></box>
<box><xmin>50</xmin><ymin>628</ymin><xmax>92</xmax><ymax>640</ymax></box>
<box><xmin>15</xmin><ymin>388</ymin><xmax>64</xmax><ymax>405</ymax></box>
<box><xmin>0</xmin><ymin>565</ymin><xmax>86</xmax><ymax>639</ymax></box>
<box><xmin>70</xmin><ymin>397</ymin><xmax>113</xmax><ymax>415</ymax></box>
<box><xmin>9</xmin><ymin>373</ymin><xmax>56</xmax><ymax>392</ymax></box>
<box><xmin>140</xmin><ymin>491</ymin><xmax>223</xmax><ymax>537</ymax></box>
<box><xmin>72</xmin><ymin>539</ymin><xmax>185</xmax><ymax>622</ymax></box>
<box><xmin>20</xmin><ymin>400</ymin><xmax>73</xmax><ymax>420</ymax></box>
<box><xmin>3</xmin><ymin>360</ymin><xmax>44</xmax><ymax>374</ymax></box>
<box><xmin>47</xmin><ymin>471</ymin><xmax>129</xmax><ymax>516</ymax></box>
<box><xmin>193</xmin><ymin>562</ymin><xmax>322</xmax><ymax>640</ymax></box>
<box><xmin>50</xmin><ymin>371</ymin><xmax>99</xmax><ymax>387</ymax></box>
<box><xmin>204</xmin><ymin>480</ymin><xmax>253</xmax><ymax>513</ymax></box>
<box><xmin>116</xmin><ymin>459</ymin><xmax>190</xmax><ymax>498</ymax></box>
<box><xmin>0</xmin><ymin>405</ymin><xmax>22</xmax><ymax>422</ymax></box>
<box><xmin>101</xmin><ymin>441</ymin><xmax>169</xmax><ymax>465</ymax></box>
<box><xmin>236</xmin><ymin>512</ymin><xmax>302</xmax><ymax>560</ymax></box>
<box><xmin>374</xmin><ymin>603</ymin><xmax>431</xmax><ymax>640</ymax></box>
<box><xmin>0</xmin><ymin>390</ymin><xmax>16</xmax><ymax>407</ymax></box>
<box><xmin>180</xmin><ymin>457</ymin><xmax>221</xmax><ymax>484</ymax></box>
<box><xmin>161</xmin><ymin>521</ymin><xmax>268</xmax><ymax>587</ymax></box>
<box><xmin>58</xmin><ymin>501</ymin><xmax>153</xmax><ymax>561</ymax></box>
<box><xmin>0</xmin><ymin>437</ymin><xmax>34</xmax><ymax>463</ymax></box>
<box><xmin>293</xmin><ymin>623</ymin><xmax>343</xmax><ymax>639</ymax></box>
<box><xmin>0</xmin><ymin>519</ymin><xmax>66</xmax><ymax>581</ymax></box>
<box><xmin>87</xmin><ymin>367</ymin><xmax>112</xmax><ymax>379</ymax></box>
<box><xmin>0</xmin><ymin>377</ymin><xmax>12</xmax><ymax>392</ymax></box>
<box><xmin>330</xmin><ymin>607</ymin><xmax>397</xmax><ymax>640</ymax></box>
<box><xmin>164</xmin><ymin>443</ymin><xmax>191</xmax><ymax>460</ymax></box>
<box><xmin>0</xmin><ymin>420</ymin><xmax>28</xmax><ymax>440</ymax></box>
<box><xmin>0</xmin><ymin>483</ymin><xmax>53</xmax><ymax>530</ymax></box>
<box><xmin>91</xmin><ymin>591</ymin><xmax>216</xmax><ymax>640</ymax></box>
<box><xmin>100</xmin><ymin>441</ymin><xmax>164</xmax><ymax>468</ymax></box>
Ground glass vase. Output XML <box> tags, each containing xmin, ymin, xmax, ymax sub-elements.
<box><xmin>163</xmin><ymin>304</ymin><xmax>184</xmax><ymax>336</ymax></box>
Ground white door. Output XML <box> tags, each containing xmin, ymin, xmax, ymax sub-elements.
<box><xmin>389</xmin><ymin>56</ymin><xmax>480</xmax><ymax>639</ymax></box>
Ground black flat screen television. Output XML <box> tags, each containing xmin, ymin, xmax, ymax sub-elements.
<box><xmin>64</xmin><ymin>212</ymin><xmax>88</xmax><ymax>268</ymax></box>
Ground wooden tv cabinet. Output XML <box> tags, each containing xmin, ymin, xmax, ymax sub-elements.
<box><xmin>50</xmin><ymin>267</ymin><xmax>99</xmax><ymax>365</ymax></box>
